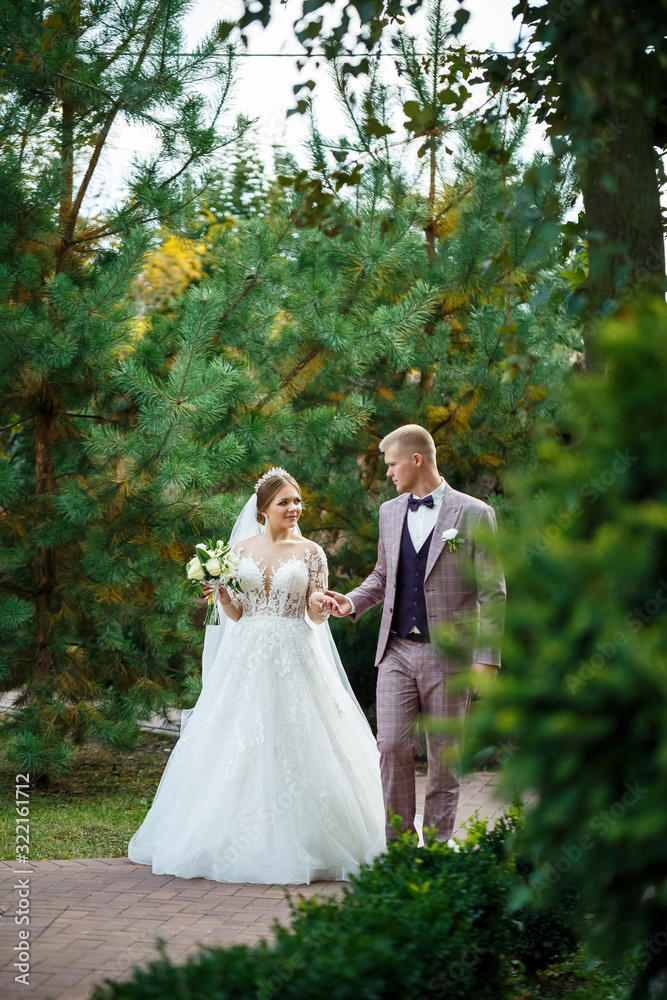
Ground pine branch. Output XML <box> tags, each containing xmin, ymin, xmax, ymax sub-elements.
<box><xmin>156</xmin><ymin>297</ymin><xmax>210</xmax><ymax>457</ymax></box>
<box><xmin>86</xmin><ymin>242</ymin><xmax>151</xmax><ymax>319</ymax></box>
<box><xmin>63</xmin><ymin>413</ymin><xmax>117</xmax><ymax>423</ymax></box>
<box><xmin>63</xmin><ymin>102</ymin><xmax>122</xmax><ymax>249</ymax></box>
<box><xmin>0</xmin><ymin>415</ymin><xmax>36</xmax><ymax>434</ymax></box>
<box><xmin>64</xmin><ymin>8</ymin><xmax>163</xmax><ymax>246</ymax></box>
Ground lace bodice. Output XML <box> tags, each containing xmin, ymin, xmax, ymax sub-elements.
<box><xmin>233</xmin><ymin>544</ymin><xmax>328</xmax><ymax>620</ymax></box>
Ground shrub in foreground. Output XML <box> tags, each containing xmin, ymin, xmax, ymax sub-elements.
<box><xmin>92</xmin><ymin>818</ymin><xmax>518</xmax><ymax>1000</ymax></box>
<box><xmin>92</xmin><ymin>808</ymin><xmax>588</xmax><ymax>1000</ymax></box>
<box><xmin>465</xmin><ymin>302</ymin><xmax>667</xmax><ymax>998</ymax></box>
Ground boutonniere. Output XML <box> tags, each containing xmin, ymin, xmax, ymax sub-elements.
<box><xmin>442</xmin><ymin>528</ymin><xmax>465</xmax><ymax>552</ymax></box>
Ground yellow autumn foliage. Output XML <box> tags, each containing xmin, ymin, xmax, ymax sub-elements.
<box><xmin>135</xmin><ymin>234</ymin><xmax>206</xmax><ymax>314</ymax></box>
<box><xmin>431</xmin><ymin>184</ymin><xmax>463</xmax><ymax>242</ymax></box>
<box><xmin>113</xmin><ymin>313</ymin><xmax>150</xmax><ymax>363</ymax></box>
<box><xmin>426</xmin><ymin>390</ymin><xmax>480</xmax><ymax>435</ymax></box>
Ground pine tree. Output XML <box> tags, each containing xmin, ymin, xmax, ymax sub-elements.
<box><xmin>1</xmin><ymin>2</ymin><xmax>583</xmax><ymax>763</ymax></box>
<box><xmin>201</xmin><ymin>130</ymin><xmax>270</xmax><ymax>223</ymax></box>
<box><xmin>0</xmin><ymin>0</ymin><xmax>248</xmax><ymax>776</ymax></box>
<box><xmin>135</xmin><ymin>90</ymin><xmax>580</xmax><ymax>708</ymax></box>
<box><xmin>392</xmin><ymin>0</ymin><xmax>453</xmax><ymax>260</ymax></box>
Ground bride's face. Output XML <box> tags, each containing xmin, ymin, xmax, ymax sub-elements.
<box><xmin>263</xmin><ymin>484</ymin><xmax>302</xmax><ymax>531</ymax></box>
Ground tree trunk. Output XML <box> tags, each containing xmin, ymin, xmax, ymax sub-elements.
<box><xmin>56</xmin><ymin>97</ymin><xmax>75</xmax><ymax>274</ymax></box>
<box><xmin>34</xmin><ymin>403</ymin><xmax>56</xmax><ymax>682</ymax></box>
<box><xmin>425</xmin><ymin>143</ymin><xmax>437</xmax><ymax>262</ymax></box>
<box><xmin>420</xmin><ymin>144</ymin><xmax>438</xmax><ymax>394</ymax></box>
<box><xmin>579</xmin><ymin>105</ymin><xmax>665</xmax><ymax>371</ymax></box>
<box><xmin>33</xmin><ymin>92</ymin><xmax>76</xmax><ymax>679</ymax></box>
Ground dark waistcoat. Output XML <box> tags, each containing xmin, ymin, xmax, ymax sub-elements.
<box><xmin>391</xmin><ymin>513</ymin><xmax>434</xmax><ymax>639</ymax></box>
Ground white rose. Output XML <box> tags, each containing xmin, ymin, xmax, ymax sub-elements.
<box><xmin>442</xmin><ymin>528</ymin><xmax>458</xmax><ymax>541</ymax></box>
<box><xmin>186</xmin><ymin>557</ymin><xmax>206</xmax><ymax>581</ymax></box>
<box><xmin>205</xmin><ymin>557</ymin><xmax>222</xmax><ymax>577</ymax></box>
<box><xmin>446</xmin><ymin>838</ymin><xmax>461</xmax><ymax>853</ymax></box>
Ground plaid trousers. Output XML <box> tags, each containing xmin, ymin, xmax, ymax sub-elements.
<box><xmin>376</xmin><ymin>635</ymin><xmax>471</xmax><ymax>841</ymax></box>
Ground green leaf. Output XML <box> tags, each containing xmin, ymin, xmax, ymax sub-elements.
<box><xmin>451</xmin><ymin>7</ymin><xmax>471</xmax><ymax>36</ymax></box>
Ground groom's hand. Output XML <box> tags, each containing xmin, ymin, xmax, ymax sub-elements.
<box><xmin>324</xmin><ymin>590</ymin><xmax>352</xmax><ymax>617</ymax></box>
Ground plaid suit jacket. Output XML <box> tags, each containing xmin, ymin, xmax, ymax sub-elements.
<box><xmin>346</xmin><ymin>483</ymin><xmax>506</xmax><ymax>668</ymax></box>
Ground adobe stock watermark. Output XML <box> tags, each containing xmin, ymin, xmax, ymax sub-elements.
<box><xmin>549</xmin><ymin>0</ymin><xmax>585</xmax><ymax>23</ymax></box>
<box><xmin>635</xmin><ymin>923</ymin><xmax>667</xmax><ymax>984</ymax></box>
<box><xmin>497</xmin><ymin>739</ymin><xmax>519</xmax><ymax>764</ymax></box>
<box><xmin>219</xmin><ymin>769</ymin><xmax>320</xmax><ymax>868</ymax></box>
<box><xmin>522</xmin><ymin>449</ymin><xmax>638</xmax><ymax>565</ymax></box>
<box><xmin>252</xmin><ymin>895</ymin><xmax>346</xmax><ymax>1000</ymax></box>
<box><xmin>574</xmin><ymin>117</ymin><xmax>628</xmax><ymax>179</ymax></box>
<box><xmin>418</xmin><ymin>941</ymin><xmax>490</xmax><ymax>999</ymax></box>
<box><xmin>596</xmin><ymin>243</ymin><xmax>666</xmax><ymax>319</ymax></box>
<box><xmin>566</xmin><ymin>580</ymin><xmax>667</xmax><ymax>693</ymax></box>
<box><xmin>13</xmin><ymin>773</ymin><xmax>32</xmax><ymax>986</ymax></box>
<box><xmin>530</xmin><ymin>780</ymin><xmax>647</xmax><ymax>898</ymax></box>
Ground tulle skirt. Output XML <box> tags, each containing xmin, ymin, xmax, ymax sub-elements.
<box><xmin>128</xmin><ymin>614</ymin><xmax>386</xmax><ymax>883</ymax></box>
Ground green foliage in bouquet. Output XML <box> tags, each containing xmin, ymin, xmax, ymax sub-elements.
<box><xmin>184</xmin><ymin>539</ymin><xmax>243</xmax><ymax>625</ymax></box>
<box><xmin>464</xmin><ymin>303</ymin><xmax>667</xmax><ymax>998</ymax></box>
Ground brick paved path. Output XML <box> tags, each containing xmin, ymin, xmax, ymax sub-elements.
<box><xmin>1</xmin><ymin>773</ymin><xmax>521</xmax><ymax>1000</ymax></box>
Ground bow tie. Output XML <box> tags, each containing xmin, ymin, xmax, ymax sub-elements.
<box><xmin>408</xmin><ymin>494</ymin><xmax>434</xmax><ymax>512</ymax></box>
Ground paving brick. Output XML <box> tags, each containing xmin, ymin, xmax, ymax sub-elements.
<box><xmin>0</xmin><ymin>770</ymin><xmax>526</xmax><ymax>999</ymax></box>
<box><xmin>32</xmin><ymin>969</ymin><xmax>88</xmax><ymax>987</ymax></box>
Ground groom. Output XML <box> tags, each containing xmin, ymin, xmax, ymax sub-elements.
<box><xmin>326</xmin><ymin>424</ymin><xmax>505</xmax><ymax>842</ymax></box>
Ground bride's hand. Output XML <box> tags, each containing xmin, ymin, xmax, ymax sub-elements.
<box><xmin>309</xmin><ymin>592</ymin><xmax>339</xmax><ymax>616</ymax></box>
<box><xmin>323</xmin><ymin>589</ymin><xmax>351</xmax><ymax>617</ymax></box>
<box><xmin>196</xmin><ymin>582</ymin><xmax>230</xmax><ymax>607</ymax></box>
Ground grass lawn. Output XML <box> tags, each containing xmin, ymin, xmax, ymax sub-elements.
<box><xmin>509</xmin><ymin>948</ymin><xmax>637</xmax><ymax>999</ymax></box>
<box><xmin>0</xmin><ymin>730</ymin><xmax>176</xmax><ymax>860</ymax></box>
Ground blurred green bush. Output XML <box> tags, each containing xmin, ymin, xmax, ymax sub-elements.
<box><xmin>465</xmin><ymin>303</ymin><xmax>667</xmax><ymax>997</ymax></box>
<box><xmin>92</xmin><ymin>809</ymin><xmax>585</xmax><ymax>1000</ymax></box>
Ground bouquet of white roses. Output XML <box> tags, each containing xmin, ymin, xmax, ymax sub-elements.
<box><xmin>185</xmin><ymin>539</ymin><xmax>242</xmax><ymax>625</ymax></box>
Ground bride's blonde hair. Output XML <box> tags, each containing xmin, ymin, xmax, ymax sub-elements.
<box><xmin>255</xmin><ymin>472</ymin><xmax>301</xmax><ymax>526</ymax></box>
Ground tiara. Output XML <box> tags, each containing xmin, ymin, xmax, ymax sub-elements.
<box><xmin>254</xmin><ymin>467</ymin><xmax>291</xmax><ymax>493</ymax></box>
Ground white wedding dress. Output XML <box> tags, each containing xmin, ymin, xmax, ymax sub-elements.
<box><xmin>128</xmin><ymin>543</ymin><xmax>386</xmax><ymax>884</ymax></box>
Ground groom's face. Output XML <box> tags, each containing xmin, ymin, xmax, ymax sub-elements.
<box><xmin>383</xmin><ymin>446</ymin><xmax>421</xmax><ymax>494</ymax></box>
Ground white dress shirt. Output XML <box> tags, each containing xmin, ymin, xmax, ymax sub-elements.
<box><xmin>346</xmin><ymin>478</ymin><xmax>445</xmax><ymax>625</ymax></box>
<box><xmin>407</xmin><ymin>477</ymin><xmax>446</xmax><ymax>552</ymax></box>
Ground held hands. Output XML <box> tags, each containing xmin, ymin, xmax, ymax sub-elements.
<box><xmin>322</xmin><ymin>590</ymin><xmax>352</xmax><ymax>617</ymax></box>
<box><xmin>309</xmin><ymin>591</ymin><xmax>341</xmax><ymax>618</ymax></box>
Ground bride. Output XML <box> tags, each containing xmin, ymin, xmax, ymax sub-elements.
<box><xmin>128</xmin><ymin>468</ymin><xmax>386</xmax><ymax>884</ymax></box>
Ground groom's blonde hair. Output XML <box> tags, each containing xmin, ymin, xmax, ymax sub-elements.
<box><xmin>379</xmin><ymin>425</ymin><xmax>437</xmax><ymax>464</ymax></box>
